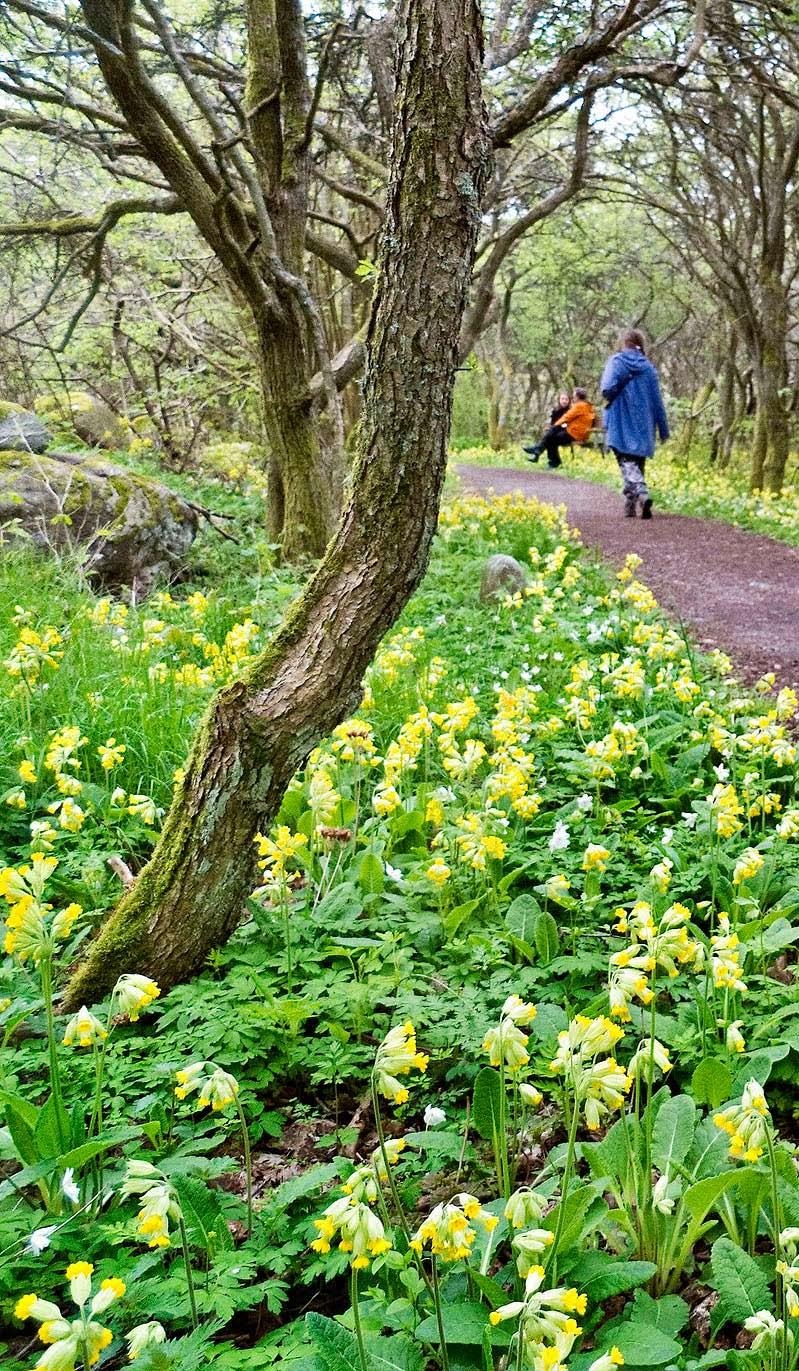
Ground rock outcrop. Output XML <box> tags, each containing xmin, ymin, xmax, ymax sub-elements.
<box><xmin>0</xmin><ymin>449</ymin><xmax>198</xmax><ymax>595</ymax></box>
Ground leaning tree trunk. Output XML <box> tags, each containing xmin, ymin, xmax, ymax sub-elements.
<box><xmin>65</xmin><ymin>0</ymin><xmax>491</xmax><ymax>1008</ymax></box>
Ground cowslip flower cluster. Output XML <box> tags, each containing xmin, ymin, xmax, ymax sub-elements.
<box><xmin>254</xmin><ymin>825</ymin><xmax>308</xmax><ymax>890</ymax></box>
<box><xmin>732</xmin><ymin>847</ymin><xmax>764</xmax><ymax>885</ymax></box>
<box><xmin>121</xmin><ymin>1161</ymin><xmax>182</xmax><ymax>1248</ymax></box>
<box><xmin>311</xmin><ymin>1196</ymin><xmax>392</xmax><ymax>1268</ymax></box>
<box><xmin>710</xmin><ymin>915</ymin><xmax>747</xmax><ymax>994</ymax></box>
<box><xmin>609</xmin><ymin>900</ymin><xmax>700</xmax><ymax>1019</ymax></box>
<box><xmin>342</xmin><ymin>1139</ymin><xmax>406</xmax><ymax>1204</ymax></box>
<box><xmin>777</xmin><ymin>1229</ymin><xmax>799</xmax><ymax>1319</ymax></box>
<box><xmin>714</xmin><ymin>1079</ymin><xmax>770</xmax><ymax>1162</ymax></box>
<box><xmin>174</xmin><ymin>1061</ymin><xmax>240</xmax><ymax>1111</ymax></box>
<box><xmin>483</xmin><ymin>995</ymin><xmax>537</xmax><ymax>1072</ymax></box>
<box><xmin>410</xmin><ymin>1193</ymin><xmax>498</xmax><ymax>1261</ymax></box>
<box><xmin>373</xmin><ymin>1021</ymin><xmax>428</xmax><ymax>1104</ymax></box>
<box><xmin>550</xmin><ymin>1016</ymin><xmax>629</xmax><ymax>1130</ymax></box>
<box><xmin>489</xmin><ymin>1265</ymin><xmax>588</xmax><ymax>1371</ymax></box>
<box><xmin>14</xmin><ymin>1261</ymin><xmax>125</xmax><ymax>1370</ymax></box>
<box><xmin>1</xmin><ymin>854</ymin><xmax>82</xmax><ymax>963</ymax></box>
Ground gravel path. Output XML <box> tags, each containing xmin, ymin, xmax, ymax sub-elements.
<box><xmin>458</xmin><ymin>463</ymin><xmax>799</xmax><ymax>690</ymax></box>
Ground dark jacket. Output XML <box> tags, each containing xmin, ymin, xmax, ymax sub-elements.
<box><xmin>600</xmin><ymin>348</ymin><xmax>669</xmax><ymax>458</ymax></box>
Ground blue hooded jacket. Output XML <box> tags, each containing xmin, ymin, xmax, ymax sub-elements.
<box><xmin>600</xmin><ymin>348</ymin><xmax>669</xmax><ymax>458</ymax></box>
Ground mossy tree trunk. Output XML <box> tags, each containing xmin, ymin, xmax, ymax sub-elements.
<box><xmin>65</xmin><ymin>0</ymin><xmax>491</xmax><ymax>1007</ymax></box>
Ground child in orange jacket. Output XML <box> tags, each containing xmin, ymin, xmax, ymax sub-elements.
<box><xmin>524</xmin><ymin>387</ymin><xmax>596</xmax><ymax>467</ymax></box>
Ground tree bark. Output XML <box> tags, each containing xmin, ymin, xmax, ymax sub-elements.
<box><xmin>64</xmin><ymin>0</ymin><xmax>491</xmax><ymax>1008</ymax></box>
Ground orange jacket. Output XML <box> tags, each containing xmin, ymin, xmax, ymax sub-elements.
<box><xmin>558</xmin><ymin>399</ymin><xmax>595</xmax><ymax>443</ymax></box>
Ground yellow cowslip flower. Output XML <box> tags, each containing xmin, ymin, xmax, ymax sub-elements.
<box><xmin>63</xmin><ymin>1006</ymin><xmax>107</xmax><ymax>1049</ymax></box>
<box><xmin>343</xmin><ymin>1139</ymin><xmax>407</xmax><ymax>1204</ymax></box>
<box><xmin>489</xmin><ymin>1265</ymin><xmax>586</xmax><ymax>1369</ymax></box>
<box><xmin>483</xmin><ymin>996</ymin><xmax>537</xmax><ymax>1072</ymax></box>
<box><xmin>546</xmin><ymin>874</ymin><xmax>571</xmax><ymax>904</ymax></box>
<box><xmin>122</xmin><ymin>1160</ymin><xmax>181</xmax><ymax>1249</ymax></box>
<box><xmin>726</xmin><ymin>1021</ymin><xmax>746</xmax><ymax>1054</ymax></box>
<box><xmin>127</xmin><ymin>794</ymin><xmax>159</xmax><ymax>826</ymax></box>
<box><xmin>582</xmin><ymin>844</ymin><xmax>610</xmax><ymax>873</ymax></box>
<box><xmin>127</xmin><ymin>1321</ymin><xmax>167</xmax><ymax>1361</ymax></box>
<box><xmin>18</xmin><ymin>759</ymin><xmax>37</xmax><ymax>785</ymax></box>
<box><xmin>650</xmin><ymin>858</ymin><xmax>673</xmax><ymax>893</ymax></box>
<box><xmin>504</xmin><ymin>1187</ymin><xmax>548</xmax><ymax>1230</ymax></box>
<box><xmin>550</xmin><ymin>1016</ymin><xmax>629</xmax><ymax>1129</ymax></box>
<box><xmin>709</xmin><ymin>783</ymin><xmax>743</xmax><ymax>838</ymax></box>
<box><xmin>410</xmin><ymin>1193</ymin><xmax>497</xmax><ymax>1261</ymax></box>
<box><xmin>426</xmin><ymin>858</ymin><xmax>451</xmax><ymax>886</ymax></box>
<box><xmin>711</xmin><ymin>916</ymin><xmax>747</xmax><ymax>994</ymax></box>
<box><xmin>174</xmin><ymin>1061</ymin><xmax>240</xmax><ymax>1112</ymax></box>
<box><xmin>373</xmin><ymin>784</ymin><xmax>401</xmax><ymax>816</ymax></box>
<box><xmin>589</xmin><ymin>1351</ymin><xmax>625</xmax><ymax>1371</ymax></box>
<box><xmin>627</xmin><ymin>1038</ymin><xmax>672</xmax><ymax>1080</ymax></box>
<box><xmin>112</xmin><ymin>974</ymin><xmax>160</xmax><ymax>1022</ymax></box>
<box><xmin>311</xmin><ymin>1194</ymin><xmax>392</xmax><ymax>1267</ymax></box>
<box><xmin>513</xmin><ymin>1228</ymin><xmax>556</xmax><ymax>1276</ymax></box>
<box><xmin>714</xmin><ymin>1079</ymin><xmax>770</xmax><ymax>1162</ymax></box>
<box><xmin>733</xmin><ymin>848</ymin><xmax>764</xmax><ymax>885</ymax></box>
<box><xmin>373</xmin><ymin>1021</ymin><xmax>428</xmax><ymax>1105</ymax></box>
<box><xmin>254</xmin><ymin>825</ymin><xmax>307</xmax><ymax>886</ymax></box>
<box><xmin>97</xmin><ymin>738</ymin><xmax>126</xmax><ymax>771</ymax></box>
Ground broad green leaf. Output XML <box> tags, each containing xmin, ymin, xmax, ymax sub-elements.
<box><xmin>505</xmin><ymin>894</ymin><xmax>542</xmax><ymax>943</ymax></box>
<box><xmin>267</xmin><ymin>1163</ymin><xmax>340</xmax><ymax>1211</ymax></box>
<box><xmin>0</xmin><ymin>1090</ymin><xmax>39</xmax><ymax>1166</ymax></box>
<box><xmin>34</xmin><ymin>1093</ymin><xmax>71</xmax><ymax>1159</ymax></box>
<box><xmin>534</xmin><ymin>910</ymin><xmax>559</xmax><ymax>963</ymax></box>
<box><xmin>358</xmin><ymin>852</ymin><xmax>384</xmax><ymax>896</ymax></box>
<box><xmin>578</xmin><ymin>1254</ymin><xmax>658</xmax><ymax>1301</ymax></box>
<box><xmin>683</xmin><ymin>1171</ymin><xmax>744</xmax><ymax>1226</ymax></box>
<box><xmin>443</xmin><ymin>898</ymin><xmax>481</xmax><ymax>939</ymax></box>
<box><xmin>0</xmin><ymin>1125</ymin><xmax>142</xmax><ymax>1201</ymax></box>
<box><xmin>629</xmin><ymin>1291</ymin><xmax>690</xmax><ymax>1335</ymax></box>
<box><xmin>414</xmin><ymin>1301</ymin><xmax>509</xmax><ymax>1347</ymax></box>
<box><xmin>652</xmin><ymin>1094</ymin><xmax>696</xmax><ymax>1174</ymax></box>
<box><xmin>710</xmin><ymin>1237</ymin><xmax>772</xmax><ymax>1324</ymax></box>
<box><xmin>472</xmin><ymin>1067</ymin><xmax>502</xmax><ymax>1143</ymax></box>
<box><xmin>731</xmin><ymin>1045</ymin><xmax>789</xmax><ymax>1094</ymax></box>
<box><xmin>365</xmin><ymin>1333</ymin><xmax>425</xmax><ymax>1371</ymax></box>
<box><xmin>583</xmin><ymin>1115</ymin><xmax>641</xmax><ymax>1185</ymax></box>
<box><xmin>402</xmin><ymin>1131</ymin><xmax>469</xmax><ymax>1159</ymax></box>
<box><xmin>307</xmin><ymin>1313</ymin><xmax>365</xmax><ymax>1371</ymax></box>
<box><xmin>599</xmin><ymin>1322</ymin><xmax>682</xmax><ymax>1366</ymax></box>
<box><xmin>691</xmin><ymin>1059</ymin><xmax>732</xmax><ymax>1110</ymax></box>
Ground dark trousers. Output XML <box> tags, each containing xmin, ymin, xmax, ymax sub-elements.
<box><xmin>613</xmin><ymin>451</ymin><xmax>649</xmax><ymax>501</ymax></box>
<box><xmin>537</xmin><ymin>426</ymin><xmax>573</xmax><ymax>467</ymax></box>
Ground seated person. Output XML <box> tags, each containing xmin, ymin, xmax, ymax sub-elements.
<box><xmin>524</xmin><ymin>387</ymin><xmax>596</xmax><ymax>467</ymax></box>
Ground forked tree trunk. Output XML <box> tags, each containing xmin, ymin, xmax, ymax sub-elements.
<box><xmin>65</xmin><ymin>0</ymin><xmax>491</xmax><ymax>1008</ymax></box>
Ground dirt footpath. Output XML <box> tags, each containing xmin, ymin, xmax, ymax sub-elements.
<box><xmin>458</xmin><ymin>463</ymin><xmax>799</xmax><ymax>690</ymax></box>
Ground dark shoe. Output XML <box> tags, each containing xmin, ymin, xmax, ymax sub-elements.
<box><xmin>523</xmin><ymin>445</ymin><xmax>541</xmax><ymax>460</ymax></box>
<box><xmin>640</xmin><ymin>497</ymin><xmax>653</xmax><ymax>520</ymax></box>
<box><xmin>624</xmin><ymin>499</ymin><xmax>636</xmax><ymax>517</ymax></box>
<box><xmin>548</xmin><ymin>455</ymin><xmax>562</xmax><ymax>468</ymax></box>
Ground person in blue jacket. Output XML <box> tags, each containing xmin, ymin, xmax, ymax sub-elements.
<box><xmin>600</xmin><ymin>329</ymin><xmax>670</xmax><ymax>518</ymax></box>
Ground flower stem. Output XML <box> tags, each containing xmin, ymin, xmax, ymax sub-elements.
<box><xmin>351</xmin><ymin>1266</ymin><xmax>369</xmax><ymax>1371</ymax></box>
<box><xmin>40</xmin><ymin>953</ymin><xmax>67</xmax><ymax>1150</ymax></box>
<box><xmin>236</xmin><ymin>1099</ymin><xmax>253</xmax><ymax>1236</ymax></box>
<box><xmin>178</xmin><ymin>1213</ymin><xmax>200</xmax><ymax>1328</ymax></box>
<box><xmin>548</xmin><ymin>1092</ymin><xmax>580</xmax><ymax>1280</ymax></box>
<box><xmin>431</xmin><ymin>1255</ymin><xmax>450</xmax><ymax>1371</ymax></box>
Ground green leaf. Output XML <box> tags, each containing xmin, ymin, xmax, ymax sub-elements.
<box><xmin>691</xmin><ymin>1059</ymin><xmax>732</xmax><ymax>1110</ymax></box>
<box><xmin>583</xmin><ymin>1115</ymin><xmax>641</xmax><ymax>1186</ymax></box>
<box><xmin>472</xmin><ymin>1067</ymin><xmax>502</xmax><ymax>1144</ymax></box>
<box><xmin>542</xmin><ymin>1186</ymin><xmax>608</xmax><ymax>1250</ymax></box>
<box><xmin>534</xmin><ymin>911</ymin><xmax>559</xmax><ymax>964</ymax></box>
<box><xmin>267</xmin><ymin>1163</ymin><xmax>340</xmax><ymax>1211</ymax></box>
<box><xmin>731</xmin><ymin>1045</ymin><xmax>790</xmax><ymax>1094</ymax></box>
<box><xmin>629</xmin><ymin>1291</ymin><xmax>690</xmax><ymax>1335</ymax></box>
<box><xmin>710</xmin><ymin>1237</ymin><xmax>773</xmax><ymax>1324</ymax></box>
<box><xmin>505</xmin><ymin>894</ymin><xmax>542</xmax><ymax>943</ymax></box>
<box><xmin>0</xmin><ymin>1090</ymin><xmax>39</xmax><ymax>1166</ymax></box>
<box><xmin>414</xmin><ymin>1301</ymin><xmax>509</xmax><ymax>1347</ymax></box>
<box><xmin>34</xmin><ymin>1093</ymin><xmax>70</xmax><ymax>1160</ymax></box>
<box><xmin>599</xmin><ymin>1322</ymin><xmax>682</xmax><ymax>1366</ymax></box>
<box><xmin>578</xmin><ymin>1254</ymin><xmax>658</xmax><ymax>1301</ymax></box>
<box><xmin>358</xmin><ymin>853</ymin><xmax>384</xmax><ymax>896</ymax></box>
<box><xmin>683</xmin><ymin>1171</ymin><xmax>744</xmax><ymax>1226</ymax></box>
<box><xmin>443</xmin><ymin>898</ymin><xmax>481</xmax><ymax>939</ymax></box>
<box><xmin>171</xmin><ymin>1175</ymin><xmax>230</xmax><ymax>1252</ymax></box>
<box><xmin>402</xmin><ymin>1131</ymin><xmax>468</xmax><ymax>1159</ymax></box>
<box><xmin>365</xmin><ymin>1333</ymin><xmax>425</xmax><ymax>1371</ymax></box>
<box><xmin>0</xmin><ymin>1125</ymin><xmax>143</xmax><ymax>1201</ymax></box>
<box><xmin>652</xmin><ymin>1094</ymin><xmax>696</xmax><ymax>1174</ymax></box>
<box><xmin>307</xmin><ymin>1314</ymin><xmax>364</xmax><ymax>1371</ymax></box>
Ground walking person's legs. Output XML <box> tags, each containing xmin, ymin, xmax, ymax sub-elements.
<box><xmin>614</xmin><ymin>452</ymin><xmax>651</xmax><ymax>517</ymax></box>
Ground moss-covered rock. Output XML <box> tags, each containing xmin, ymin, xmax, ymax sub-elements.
<box><xmin>0</xmin><ymin>400</ymin><xmax>25</xmax><ymax>420</ymax></box>
<box><xmin>0</xmin><ymin>449</ymin><xmax>198</xmax><ymax>595</ymax></box>
<box><xmin>33</xmin><ymin>391</ymin><xmax>132</xmax><ymax>450</ymax></box>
